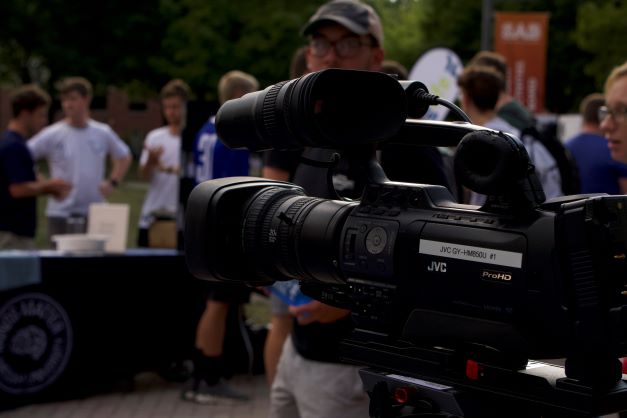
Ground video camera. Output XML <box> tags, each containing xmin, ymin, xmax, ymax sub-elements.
<box><xmin>184</xmin><ymin>69</ymin><xmax>627</xmax><ymax>417</ymax></box>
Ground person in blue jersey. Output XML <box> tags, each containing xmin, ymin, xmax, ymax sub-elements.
<box><xmin>182</xmin><ymin>70</ymin><xmax>259</xmax><ymax>404</ymax></box>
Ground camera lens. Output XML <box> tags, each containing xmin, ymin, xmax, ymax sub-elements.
<box><xmin>242</xmin><ymin>186</ymin><xmax>356</xmax><ymax>283</ymax></box>
<box><xmin>215</xmin><ymin>69</ymin><xmax>407</xmax><ymax>151</ymax></box>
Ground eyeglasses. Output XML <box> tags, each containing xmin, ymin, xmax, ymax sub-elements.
<box><xmin>309</xmin><ymin>36</ymin><xmax>373</xmax><ymax>59</ymax></box>
<box><xmin>598</xmin><ymin>105</ymin><xmax>627</xmax><ymax>123</ymax></box>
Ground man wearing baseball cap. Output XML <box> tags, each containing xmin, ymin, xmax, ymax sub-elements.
<box><xmin>267</xmin><ymin>2</ymin><xmax>382</xmax><ymax>418</ymax></box>
<box><xmin>266</xmin><ymin>2</ymin><xmax>451</xmax><ymax>416</ymax></box>
<box><xmin>302</xmin><ymin>0</ymin><xmax>384</xmax><ymax>73</ymax></box>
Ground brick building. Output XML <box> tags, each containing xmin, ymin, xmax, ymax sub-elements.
<box><xmin>0</xmin><ymin>86</ymin><xmax>163</xmax><ymax>155</ymax></box>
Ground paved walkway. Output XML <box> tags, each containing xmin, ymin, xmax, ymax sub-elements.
<box><xmin>0</xmin><ymin>373</ymin><xmax>269</xmax><ymax>418</ymax></box>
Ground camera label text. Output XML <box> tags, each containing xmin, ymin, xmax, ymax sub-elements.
<box><xmin>419</xmin><ymin>239</ymin><xmax>522</xmax><ymax>268</ymax></box>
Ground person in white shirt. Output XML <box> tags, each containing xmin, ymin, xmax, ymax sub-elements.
<box><xmin>137</xmin><ymin>79</ymin><xmax>190</xmax><ymax>247</ymax></box>
<box><xmin>28</xmin><ymin>77</ymin><xmax>131</xmax><ymax>242</ymax></box>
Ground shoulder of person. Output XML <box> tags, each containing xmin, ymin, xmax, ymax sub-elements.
<box><xmin>145</xmin><ymin>126</ymin><xmax>170</xmax><ymax>141</ymax></box>
<box><xmin>30</xmin><ymin>120</ymin><xmax>66</xmax><ymax>141</ymax></box>
<box><xmin>198</xmin><ymin>118</ymin><xmax>217</xmax><ymax>136</ymax></box>
<box><xmin>87</xmin><ymin>119</ymin><xmax>118</xmax><ymax>135</ymax></box>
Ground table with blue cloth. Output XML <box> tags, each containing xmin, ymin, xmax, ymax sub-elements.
<box><xmin>0</xmin><ymin>248</ymin><xmax>205</xmax><ymax>408</ymax></box>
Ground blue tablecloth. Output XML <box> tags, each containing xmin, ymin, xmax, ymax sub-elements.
<box><xmin>0</xmin><ymin>251</ymin><xmax>42</xmax><ymax>291</ymax></box>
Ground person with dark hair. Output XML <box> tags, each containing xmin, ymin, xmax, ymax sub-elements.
<box><xmin>566</xmin><ymin>92</ymin><xmax>627</xmax><ymax>194</ymax></box>
<box><xmin>457</xmin><ymin>65</ymin><xmax>561</xmax><ymax>204</ymax></box>
<box><xmin>28</xmin><ymin>76</ymin><xmax>131</xmax><ymax>242</ymax></box>
<box><xmin>600</xmin><ymin>61</ymin><xmax>627</xmax><ymax>164</ymax></box>
<box><xmin>457</xmin><ymin>65</ymin><xmax>522</xmax><ymax>204</ymax></box>
<box><xmin>469</xmin><ymin>50</ymin><xmax>580</xmax><ymax>196</ymax></box>
<box><xmin>137</xmin><ymin>79</ymin><xmax>191</xmax><ymax>247</ymax></box>
<box><xmin>1</xmin><ymin>85</ymin><xmax>71</xmax><ymax>249</ymax></box>
<box><xmin>469</xmin><ymin>50</ymin><xmax>536</xmax><ymax>131</ymax></box>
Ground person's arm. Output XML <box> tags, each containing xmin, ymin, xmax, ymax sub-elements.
<box><xmin>109</xmin><ymin>153</ymin><xmax>132</xmax><ymax>184</ymax></box>
<box><xmin>9</xmin><ymin>177</ymin><xmax>71</xmax><ymax>199</ymax></box>
<box><xmin>100</xmin><ymin>153</ymin><xmax>132</xmax><ymax>198</ymax></box>
<box><xmin>619</xmin><ymin>177</ymin><xmax>627</xmax><ymax>194</ymax></box>
<box><xmin>262</xmin><ymin>166</ymin><xmax>290</xmax><ymax>181</ymax></box>
<box><xmin>288</xmin><ymin>300</ymin><xmax>350</xmax><ymax>325</ymax></box>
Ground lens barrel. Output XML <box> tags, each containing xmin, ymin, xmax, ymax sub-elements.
<box><xmin>242</xmin><ymin>186</ymin><xmax>356</xmax><ymax>283</ymax></box>
<box><xmin>216</xmin><ymin>69</ymin><xmax>407</xmax><ymax>151</ymax></box>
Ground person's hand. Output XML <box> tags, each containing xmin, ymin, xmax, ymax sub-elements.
<box><xmin>288</xmin><ymin>300</ymin><xmax>350</xmax><ymax>325</ymax></box>
<box><xmin>99</xmin><ymin>179</ymin><xmax>115</xmax><ymax>198</ymax></box>
<box><xmin>45</xmin><ymin>178</ymin><xmax>72</xmax><ymax>200</ymax></box>
<box><xmin>146</xmin><ymin>145</ymin><xmax>164</xmax><ymax>167</ymax></box>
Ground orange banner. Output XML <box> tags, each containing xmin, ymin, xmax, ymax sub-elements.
<box><xmin>494</xmin><ymin>12</ymin><xmax>549</xmax><ymax>113</ymax></box>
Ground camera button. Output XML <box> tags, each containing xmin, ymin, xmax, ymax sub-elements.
<box><xmin>388</xmin><ymin>210</ymin><xmax>400</xmax><ymax>217</ymax></box>
<box><xmin>465</xmin><ymin>359</ymin><xmax>483</xmax><ymax>380</ymax></box>
<box><xmin>373</xmin><ymin>208</ymin><xmax>386</xmax><ymax>215</ymax></box>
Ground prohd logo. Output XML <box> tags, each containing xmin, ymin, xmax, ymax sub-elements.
<box><xmin>481</xmin><ymin>270</ymin><xmax>513</xmax><ymax>282</ymax></box>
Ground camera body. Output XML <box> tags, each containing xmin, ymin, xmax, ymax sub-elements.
<box><xmin>184</xmin><ymin>69</ymin><xmax>627</xmax><ymax>415</ymax></box>
<box><xmin>186</xmin><ymin>173</ymin><xmax>627</xmax><ymax>374</ymax></box>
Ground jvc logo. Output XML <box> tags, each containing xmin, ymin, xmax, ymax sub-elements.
<box><xmin>427</xmin><ymin>261</ymin><xmax>447</xmax><ymax>273</ymax></box>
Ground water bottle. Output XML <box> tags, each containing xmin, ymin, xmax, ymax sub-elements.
<box><xmin>270</xmin><ymin>280</ymin><xmax>312</xmax><ymax>306</ymax></box>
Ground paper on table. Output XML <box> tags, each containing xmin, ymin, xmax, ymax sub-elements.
<box><xmin>87</xmin><ymin>203</ymin><xmax>130</xmax><ymax>253</ymax></box>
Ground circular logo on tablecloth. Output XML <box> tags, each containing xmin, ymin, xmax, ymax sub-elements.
<box><xmin>0</xmin><ymin>293</ymin><xmax>72</xmax><ymax>395</ymax></box>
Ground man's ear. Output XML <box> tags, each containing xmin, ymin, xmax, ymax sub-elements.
<box><xmin>304</xmin><ymin>46</ymin><xmax>315</xmax><ymax>73</ymax></box>
<box><xmin>372</xmin><ymin>47</ymin><xmax>384</xmax><ymax>69</ymax></box>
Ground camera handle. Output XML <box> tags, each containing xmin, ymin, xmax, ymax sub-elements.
<box><xmin>294</xmin><ymin>145</ymin><xmax>386</xmax><ymax>201</ymax></box>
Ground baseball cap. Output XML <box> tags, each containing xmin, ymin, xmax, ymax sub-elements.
<box><xmin>302</xmin><ymin>0</ymin><xmax>384</xmax><ymax>47</ymax></box>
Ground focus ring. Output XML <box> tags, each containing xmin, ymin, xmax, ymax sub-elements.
<box><xmin>261</xmin><ymin>80</ymin><xmax>289</xmax><ymax>141</ymax></box>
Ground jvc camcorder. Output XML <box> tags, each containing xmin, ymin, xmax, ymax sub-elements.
<box><xmin>185</xmin><ymin>69</ymin><xmax>627</xmax><ymax>417</ymax></box>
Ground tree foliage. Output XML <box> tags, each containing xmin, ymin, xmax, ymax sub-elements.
<box><xmin>575</xmin><ymin>1</ymin><xmax>627</xmax><ymax>91</ymax></box>
<box><xmin>0</xmin><ymin>0</ymin><xmax>623</xmax><ymax>112</ymax></box>
<box><xmin>0</xmin><ymin>0</ymin><xmax>166</xmax><ymax>96</ymax></box>
<box><xmin>153</xmin><ymin>0</ymin><xmax>322</xmax><ymax>100</ymax></box>
<box><xmin>414</xmin><ymin>0</ymin><xmax>600</xmax><ymax>113</ymax></box>
<box><xmin>368</xmin><ymin>0</ymin><xmax>425</xmax><ymax>71</ymax></box>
